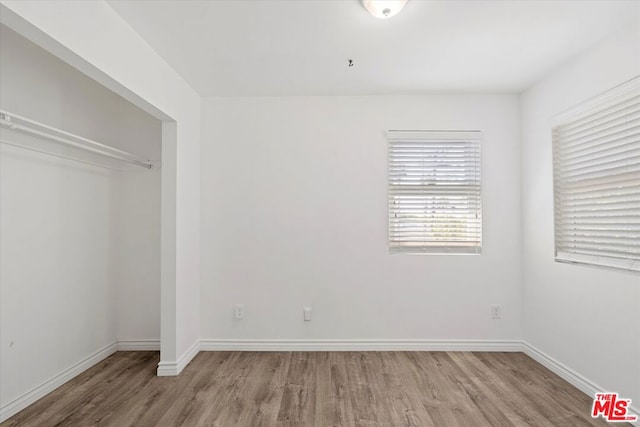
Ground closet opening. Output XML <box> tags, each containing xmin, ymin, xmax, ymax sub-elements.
<box><xmin>0</xmin><ymin>24</ymin><xmax>164</xmax><ymax>408</ymax></box>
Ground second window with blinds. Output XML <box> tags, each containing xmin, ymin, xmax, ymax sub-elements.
<box><xmin>387</xmin><ymin>130</ymin><xmax>482</xmax><ymax>254</ymax></box>
<box><xmin>552</xmin><ymin>77</ymin><xmax>639</xmax><ymax>272</ymax></box>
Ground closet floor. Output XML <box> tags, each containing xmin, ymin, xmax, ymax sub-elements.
<box><xmin>2</xmin><ymin>351</ymin><xmax>610</xmax><ymax>426</ymax></box>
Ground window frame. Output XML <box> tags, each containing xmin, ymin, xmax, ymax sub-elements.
<box><xmin>551</xmin><ymin>76</ymin><xmax>640</xmax><ymax>273</ymax></box>
<box><xmin>387</xmin><ymin>130</ymin><xmax>483</xmax><ymax>255</ymax></box>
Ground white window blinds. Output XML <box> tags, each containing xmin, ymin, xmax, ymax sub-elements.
<box><xmin>387</xmin><ymin>130</ymin><xmax>482</xmax><ymax>254</ymax></box>
<box><xmin>552</xmin><ymin>76</ymin><xmax>640</xmax><ymax>272</ymax></box>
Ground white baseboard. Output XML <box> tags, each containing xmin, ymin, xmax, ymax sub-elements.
<box><xmin>117</xmin><ymin>339</ymin><xmax>160</xmax><ymax>351</ymax></box>
<box><xmin>631</xmin><ymin>407</ymin><xmax>640</xmax><ymax>426</ymax></box>
<box><xmin>523</xmin><ymin>342</ymin><xmax>639</xmax><ymax>425</ymax></box>
<box><xmin>199</xmin><ymin>339</ymin><xmax>523</xmax><ymax>352</ymax></box>
<box><xmin>522</xmin><ymin>342</ymin><xmax>603</xmax><ymax>397</ymax></box>
<box><xmin>0</xmin><ymin>342</ymin><xmax>117</xmax><ymax>423</ymax></box>
<box><xmin>157</xmin><ymin>340</ymin><xmax>200</xmax><ymax>376</ymax></box>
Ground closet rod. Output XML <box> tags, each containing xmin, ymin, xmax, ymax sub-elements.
<box><xmin>0</xmin><ymin>110</ymin><xmax>153</xmax><ymax>169</ymax></box>
<box><xmin>1</xmin><ymin>139</ymin><xmax>124</xmax><ymax>171</ymax></box>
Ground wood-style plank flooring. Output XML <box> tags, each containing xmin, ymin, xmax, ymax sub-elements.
<box><xmin>2</xmin><ymin>351</ymin><xmax>612</xmax><ymax>426</ymax></box>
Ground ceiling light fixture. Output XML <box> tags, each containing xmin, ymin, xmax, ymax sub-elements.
<box><xmin>362</xmin><ymin>0</ymin><xmax>408</xmax><ymax>19</ymax></box>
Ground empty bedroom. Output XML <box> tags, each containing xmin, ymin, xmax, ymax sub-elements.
<box><xmin>0</xmin><ymin>0</ymin><xmax>638</xmax><ymax>425</ymax></box>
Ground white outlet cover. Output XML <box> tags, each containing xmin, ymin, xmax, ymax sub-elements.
<box><xmin>491</xmin><ymin>305</ymin><xmax>501</xmax><ymax>319</ymax></box>
<box><xmin>234</xmin><ymin>304</ymin><xmax>244</xmax><ymax>319</ymax></box>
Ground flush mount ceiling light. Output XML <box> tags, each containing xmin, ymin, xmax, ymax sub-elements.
<box><xmin>362</xmin><ymin>0</ymin><xmax>408</xmax><ymax>19</ymax></box>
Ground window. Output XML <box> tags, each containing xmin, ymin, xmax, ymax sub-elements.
<box><xmin>552</xmin><ymin>76</ymin><xmax>640</xmax><ymax>272</ymax></box>
<box><xmin>387</xmin><ymin>130</ymin><xmax>482</xmax><ymax>254</ymax></box>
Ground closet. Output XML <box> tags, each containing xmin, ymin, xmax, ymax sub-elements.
<box><xmin>0</xmin><ymin>25</ymin><xmax>161</xmax><ymax>408</ymax></box>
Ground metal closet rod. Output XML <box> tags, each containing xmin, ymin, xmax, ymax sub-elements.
<box><xmin>0</xmin><ymin>110</ymin><xmax>153</xmax><ymax>169</ymax></box>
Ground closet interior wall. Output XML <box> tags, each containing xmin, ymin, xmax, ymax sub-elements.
<box><xmin>0</xmin><ymin>25</ymin><xmax>161</xmax><ymax>408</ymax></box>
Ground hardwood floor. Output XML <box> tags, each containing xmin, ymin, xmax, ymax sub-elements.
<box><xmin>2</xmin><ymin>351</ymin><xmax>613</xmax><ymax>426</ymax></box>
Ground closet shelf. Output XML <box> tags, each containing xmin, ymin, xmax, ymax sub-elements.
<box><xmin>0</xmin><ymin>110</ymin><xmax>153</xmax><ymax>169</ymax></box>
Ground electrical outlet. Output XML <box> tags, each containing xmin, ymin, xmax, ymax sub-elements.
<box><xmin>234</xmin><ymin>304</ymin><xmax>244</xmax><ymax>319</ymax></box>
<box><xmin>303</xmin><ymin>307</ymin><xmax>312</xmax><ymax>322</ymax></box>
<box><xmin>491</xmin><ymin>305</ymin><xmax>501</xmax><ymax>320</ymax></box>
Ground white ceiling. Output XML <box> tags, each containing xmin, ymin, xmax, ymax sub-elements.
<box><xmin>107</xmin><ymin>0</ymin><xmax>639</xmax><ymax>97</ymax></box>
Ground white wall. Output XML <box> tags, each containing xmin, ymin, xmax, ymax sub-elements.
<box><xmin>521</xmin><ymin>23</ymin><xmax>640</xmax><ymax>407</ymax></box>
<box><xmin>0</xmin><ymin>25</ymin><xmax>161</xmax><ymax>408</ymax></box>
<box><xmin>201</xmin><ymin>95</ymin><xmax>522</xmax><ymax>341</ymax></box>
<box><xmin>0</xmin><ymin>0</ymin><xmax>202</xmax><ymax>370</ymax></box>
<box><xmin>114</xmin><ymin>169</ymin><xmax>161</xmax><ymax>342</ymax></box>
